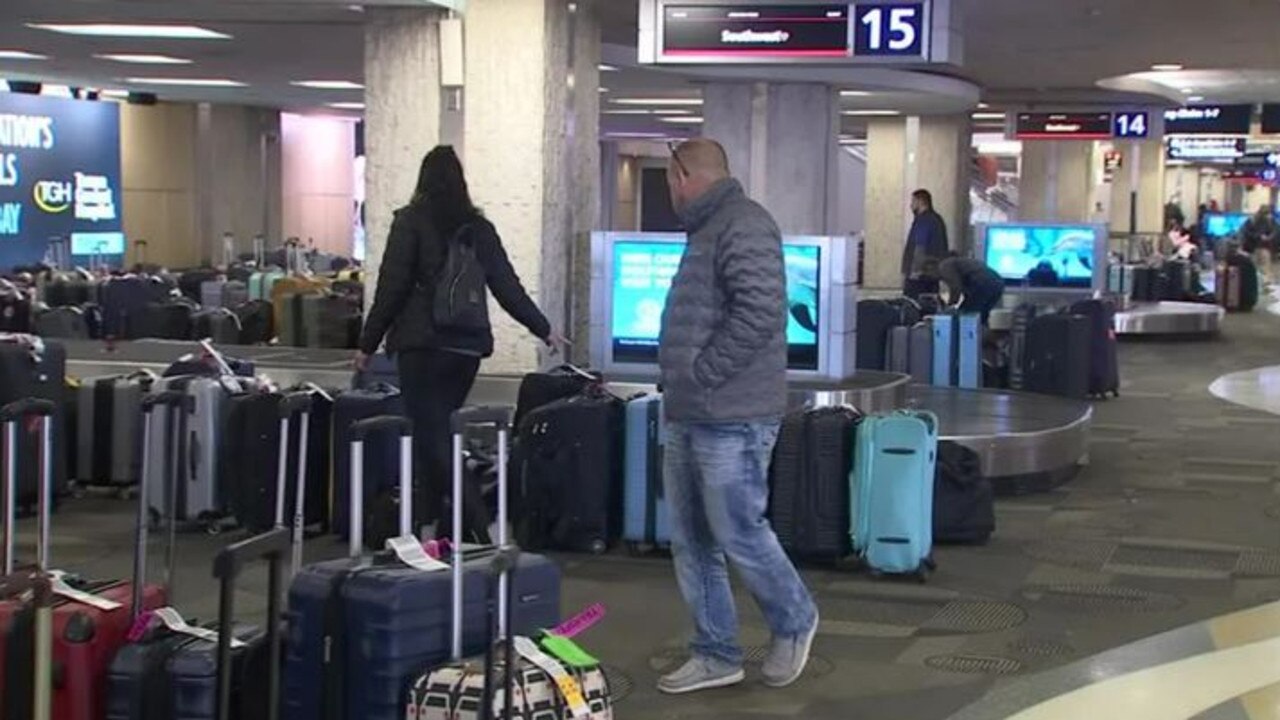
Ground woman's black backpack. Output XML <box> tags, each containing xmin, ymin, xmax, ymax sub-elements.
<box><xmin>432</xmin><ymin>224</ymin><xmax>489</xmax><ymax>331</ymax></box>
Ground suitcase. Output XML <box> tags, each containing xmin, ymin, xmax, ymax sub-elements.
<box><xmin>0</xmin><ymin>569</ymin><xmax>54</xmax><ymax>720</ymax></box>
<box><xmin>1007</xmin><ymin>305</ymin><xmax>1035</xmax><ymax>391</ymax></box>
<box><xmin>282</xmin><ymin>409</ymin><xmax>561</xmax><ymax>720</ymax></box>
<box><xmin>75</xmin><ymin>371</ymin><xmax>156</xmax><ymax>488</ymax></box>
<box><xmin>622</xmin><ymin>394</ymin><xmax>669</xmax><ymax>549</ymax></box>
<box><xmin>513</xmin><ymin>365</ymin><xmax>601</xmax><ymax>430</ymax></box>
<box><xmin>199</xmin><ymin>278</ymin><xmax>227</xmax><ymax>309</ymax></box>
<box><xmin>769</xmin><ymin>406</ymin><xmax>860</xmax><ymax>559</ymax></box>
<box><xmin>1069</xmin><ymin>299</ymin><xmax>1120</xmax><ymax>398</ymax></box>
<box><xmin>850</xmin><ymin>410</ymin><xmax>939</xmax><ymax>577</ymax></box>
<box><xmin>931</xmin><ymin>313</ymin><xmax>954</xmax><ymax>387</ymax></box>
<box><xmin>179</xmin><ymin>270</ymin><xmax>220</xmax><ymax>304</ymax></box>
<box><xmin>930</xmin><ymin>312</ymin><xmax>981</xmax><ymax>388</ymax></box>
<box><xmin>271</xmin><ymin>277</ymin><xmax>330</xmax><ymax>346</ymax></box>
<box><xmin>140</xmin><ymin>300</ymin><xmax>197</xmax><ymax>341</ymax></box>
<box><xmin>352</xmin><ymin>353</ymin><xmax>399</xmax><ymax>390</ymax></box>
<box><xmin>856</xmin><ymin>299</ymin><xmax>920</xmax><ymax>371</ymax></box>
<box><xmin>907</xmin><ymin>321</ymin><xmax>933</xmax><ymax>385</ymax></box>
<box><xmin>514</xmin><ymin>392</ymin><xmax>624</xmax><ymax>554</ymax></box>
<box><xmin>331</xmin><ymin>385</ymin><xmax>405</xmax><ymax>540</ymax></box>
<box><xmin>1161</xmin><ymin>259</ymin><xmax>1191</xmax><ymax>301</ymax></box>
<box><xmin>192</xmin><ymin>308</ymin><xmax>243</xmax><ymax>346</ymax></box>
<box><xmin>233</xmin><ymin>300</ymin><xmax>275</xmax><ymax>345</ymax></box>
<box><xmin>1024</xmin><ymin>314</ymin><xmax>1090</xmax><ymax>399</ymax></box>
<box><xmin>0</xmin><ymin>397</ymin><xmax>167</xmax><ymax>720</ymax></box>
<box><xmin>221</xmin><ymin>281</ymin><xmax>249</xmax><ymax>311</ymax></box>
<box><xmin>1226</xmin><ymin>252</ymin><xmax>1260</xmax><ymax>311</ymax></box>
<box><xmin>100</xmin><ymin>276</ymin><xmax>171</xmax><ymax>340</ymax></box>
<box><xmin>34</xmin><ymin>306</ymin><xmax>89</xmax><ymax>340</ymax></box>
<box><xmin>44</xmin><ymin>275</ymin><xmax>97</xmax><ymax>308</ymax></box>
<box><xmin>300</xmin><ymin>293</ymin><xmax>358</xmax><ymax>349</ymax></box>
<box><xmin>1217</xmin><ymin>265</ymin><xmax>1242</xmax><ymax>310</ymax></box>
<box><xmin>0</xmin><ymin>290</ymin><xmax>33</xmax><ymax>333</ymax></box>
<box><xmin>224</xmin><ymin>391</ymin><xmax>327</xmax><ymax>535</ymax></box>
<box><xmin>106</xmin><ymin>392</ymin><xmax>297</xmax><ymax>720</ymax></box>
<box><xmin>0</xmin><ymin>337</ymin><xmax>69</xmax><ymax>502</ymax></box>
<box><xmin>885</xmin><ymin>325</ymin><xmax>911</xmax><ymax>374</ymax></box>
<box><xmin>248</xmin><ymin>270</ymin><xmax>285</xmax><ymax>303</ymax></box>
<box><xmin>933</xmin><ymin>441</ymin><xmax>994</xmax><ymax>545</ymax></box>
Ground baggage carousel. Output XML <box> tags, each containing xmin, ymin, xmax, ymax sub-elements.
<box><xmin>1114</xmin><ymin>301</ymin><xmax>1223</xmax><ymax>336</ymax></box>
<box><xmin>63</xmin><ymin>340</ymin><xmax>1090</xmax><ymax>495</ymax></box>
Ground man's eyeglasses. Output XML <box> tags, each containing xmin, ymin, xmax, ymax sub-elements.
<box><xmin>667</xmin><ymin>140</ymin><xmax>689</xmax><ymax>178</ymax></box>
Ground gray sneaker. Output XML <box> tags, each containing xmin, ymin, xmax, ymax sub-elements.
<box><xmin>657</xmin><ymin>656</ymin><xmax>745</xmax><ymax>695</ymax></box>
<box><xmin>761</xmin><ymin>615</ymin><xmax>819</xmax><ymax>688</ymax></box>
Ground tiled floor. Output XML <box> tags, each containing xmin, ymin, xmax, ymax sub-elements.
<box><xmin>24</xmin><ymin>305</ymin><xmax>1280</xmax><ymax>719</ymax></box>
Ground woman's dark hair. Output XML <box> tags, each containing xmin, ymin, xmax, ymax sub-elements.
<box><xmin>410</xmin><ymin>145</ymin><xmax>480</xmax><ymax>234</ymax></box>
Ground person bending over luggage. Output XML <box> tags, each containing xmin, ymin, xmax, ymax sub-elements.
<box><xmin>656</xmin><ymin>138</ymin><xmax>819</xmax><ymax>695</ymax></box>
<box><xmin>930</xmin><ymin>254</ymin><xmax>1005</xmax><ymax>324</ymax></box>
<box><xmin>355</xmin><ymin>145</ymin><xmax>566</xmax><ymax>534</ymax></box>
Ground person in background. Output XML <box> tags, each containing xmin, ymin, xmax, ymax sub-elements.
<box><xmin>656</xmin><ymin>138</ymin><xmax>819</xmax><ymax>695</ymax></box>
<box><xmin>929</xmin><ymin>254</ymin><xmax>1006</xmax><ymax>324</ymax></box>
<box><xmin>355</xmin><ymin>145</ymin><xmax>564</xmax><ymax>533</ymax></box>
<box><xmin>1241</xmin><ymin>205</ymin><xmax>1277</xmax><ymax>285</ymax></box>
<box><xmin>1090</xmin><ymin>201</ymin><xmax>1109</xmax><ymax>225</ymax></box>
<box><xmin>901</xmin><ymin>189</ymin><xmax>950</xmax><ymax>299</ymax></box>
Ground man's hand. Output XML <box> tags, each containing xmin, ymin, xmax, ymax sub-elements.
<box><xmin>542</xmin><ymin>331</ymin><xmax>572</xmax><ymax>356</ymax></box>
<box><xmin>353</xmin><ymin>351</ymin><xmax>371</xmax><ymax>372</ymax></box>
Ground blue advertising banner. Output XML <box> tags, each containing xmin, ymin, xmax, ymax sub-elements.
<box><xmin>0</xmin><ymin>94</ymin><xmax>123</xmax><ymax>270</ymax></box>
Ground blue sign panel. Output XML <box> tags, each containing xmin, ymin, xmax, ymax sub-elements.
<box><xmin>1113</xmin><ymin>112</ymin><xmax>1149</xmax><ymax>139</ymax></box>
<box><xmin>0</xmin><ymin>94</ymin><xmax>123</xmax><ymax>270</ymax></box>
<box><xmin>853</xmin><ymin>3</ymin><xmax>926</xmax><ymax>58</ymax></box>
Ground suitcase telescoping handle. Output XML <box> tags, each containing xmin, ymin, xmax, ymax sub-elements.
<box><xmin>347</xmin><ymin>415</ymin><xmax>413</xmax><ymax>558</ymax></box>
<box><xmin>275</xmin><ymin>392</ymin><xmax>313</xmax><ymax>578</ymax></box>
<box><xmin>1</xmin><ymin>398</ymin><xmax>57</xmax><ymax>576</ymax></box>
<box><xmin>213</xmin><ymin>527</ymin><xmax>288</xmax><ymax>720</ymax></box>
<box><xmin>448</xmin><ymin>405</ymin><xmax>514</xmax><ymax>661</ymax></box>
<box><xmin>135</xmin><ymin>391</ymin><xmax>188</xmax><ymax>620</ymax></box>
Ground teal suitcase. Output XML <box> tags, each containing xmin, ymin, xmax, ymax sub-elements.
<box><xmin>850</xmin><ymin>410</ymin><xmax>939</xmax><ymax>578</ymax></box>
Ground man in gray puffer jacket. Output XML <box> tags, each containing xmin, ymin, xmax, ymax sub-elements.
<box><xmin>656</xmin><ymin>139</ymin><xmax>818</xmax><ymax>695</ymax></box>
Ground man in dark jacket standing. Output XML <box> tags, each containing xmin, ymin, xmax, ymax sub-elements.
<box><xmin>656</xmin><ymin>139</ymin><xmax>818</xmax><ymax>695</ymax></box>
<box><xmin>901</xmin><ymin>188</ymin><xmax>950</xmax><ymax>296</ymax></box>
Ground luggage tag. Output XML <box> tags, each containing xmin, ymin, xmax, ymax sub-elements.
<box><xmin>48</xmin><ymin>570</ymin><xmax>124</xmax><ymax>611</ymax></box>
<box><xmin>149</xmin><ymin>607</ymin><xmax>248</xmax><ymax>648</ymax></box>
<box><xmin>538</xmin><ymin>633</ymin><xmax>599</xmax><ymax>670</ymax></box>
<box><xmin>386</xmin><ymin>536</ymin><xmax>449</xmax><ymax>572</ymax></box>
<box><xmin>513</xmin><ymin>637</ymin><xmax>592</xmax><ymax>720</ymax></box>
<box><xmin>551</xmin><ymin>603</ymin><xmax>606</xmax><ymax>639</ymax></box>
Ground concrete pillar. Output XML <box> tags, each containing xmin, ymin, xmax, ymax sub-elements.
<box><xmin>363</xmin><ymin>7</ymin><xmax>443</xmax><ymax>310</ymax></box>
<box><xmin>1019</xmin><ymin>141</ymin><xmax>1093</xmax><ymax>223</ymax></box>
<box><xmin>463</xmin><ymin>0</ymin><xmax>600</xmax><ymax>372</ymax></box>
<box><xmin>193</xmin><ymin>104</ymin><xmax>282</xmax><ymax>265</ymax></box>
<box><xmin>702</xmin><ymin>82</ymin><xmax>837</xmax><ymax>234</ymax></box>
<box><xmin>1108</xmin><ymin>138</ymin><xmax>1164</xmax><ymax>233</ymax></box>
<box><xmin>862</xmin><ymin>114</ymin><xmax>970</xmax><ymax>289</ymax></box>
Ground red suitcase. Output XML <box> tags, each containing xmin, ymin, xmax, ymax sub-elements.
<box><xmin>0</xmin><ymin>397</ymin><xmax>168</xmax><ymax>720</ymax></box>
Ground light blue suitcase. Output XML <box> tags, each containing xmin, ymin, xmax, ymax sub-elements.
<box><xmin>849</xmin><ymin>410</ymin><xmax>939</xmax><ymax>577</ymax></box>
<box><xmin>957</xmin><ymin>313</ymin><xmax>982</xmax><ymax>389</ymax></box>
<box><xmin>931</xmin><ymin>314</ymin><xmax>954</xmax><ymax>386</ymax></box>
<box><xmin>623</xmin><ymin>394</ymin><xmax>670</xmax><ymax>548</ymax></box>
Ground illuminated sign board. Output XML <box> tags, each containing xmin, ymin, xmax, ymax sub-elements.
<box><xmin>1162</xmin><ymin>105</ymin><xmax>1253</xmax><ymax>136</ymax></box>
<box><xmin>1165</xmin><ymin>136</ymin><xmax>1246</xmax><ymax>162</ymax></box>
<box><xmin>1113</xmin><ymin>111</ymin><xmax>1149</xmax><ymax>139</ymax></box>
<box><xmin>0</xmin><ymin>94</ymin><xmax>123</xmax><ymax>270</ymax></box>
<box><xmin>639</xmin><ymin>0</ymin><xmax>955</xmax><ymax>65</ymax></box>
<box><xmin>1014</xmin><ymin>112</ymin><xmax>1113</xmax><ymax>140</ymax></box>
<box><xmin>1261</xmin><ymin>104</ymin><xmax>1280</xmax><ymax>135</ymax></box>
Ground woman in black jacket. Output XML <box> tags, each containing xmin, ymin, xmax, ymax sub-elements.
<box><xmin>356</xmin><ymin>145</ymin><xmax>560</xmax><ymax>528</ymax></box>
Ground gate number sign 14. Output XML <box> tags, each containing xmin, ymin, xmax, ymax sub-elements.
<box><xmin>855</xmin><ymin>3</ymin><xmax>925</xmax><ymax>57</ymax></box>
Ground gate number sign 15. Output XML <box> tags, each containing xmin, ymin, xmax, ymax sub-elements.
<box><xmin>855</xmin><ymin>3</ymin><xmax>925</xmax><ymax>57</ymax></box>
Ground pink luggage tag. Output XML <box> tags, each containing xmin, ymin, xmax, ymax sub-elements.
<box><xmin>550</xmin><ymin>603</ymin><xmax>606</xmax><ymax>639</ymax></box>
<box><xmin>125</xmin><ymin>609</ymin><xmax>157</xmax><ymax>643</ymax></box>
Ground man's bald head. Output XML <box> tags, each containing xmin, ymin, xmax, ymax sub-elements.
<box><xmin>668</xmin><ymin>137</ymin><xmax>731</xmax><ymax>214</ymax></box>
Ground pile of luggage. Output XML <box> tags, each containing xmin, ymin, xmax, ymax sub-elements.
<box><xmin>0</xmin><ymin>339</ymin><xmax>614</xmax><ymax>720</ymax></box>
<box><xmin>0</xmin><ymin>240</ymin><xmax>365</xmax><ymax>349</ymax></box>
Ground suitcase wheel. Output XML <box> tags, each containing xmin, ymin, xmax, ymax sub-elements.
<box><xmin>589</xmin><ymin>538</ymin><xmax>608</xmax><ymax>555</ymax></box>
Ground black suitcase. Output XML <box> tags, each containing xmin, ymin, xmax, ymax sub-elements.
<box><xmin>33</xmin><ymin>306</ymin><xmax>89</xmax><ymax>340</ymax></box>
<box><xmin>855</xmin><ymin>299</ymin><xmax>920</xmax><ymax>371</ymax></box>
<box><xmin>178</xmin><ymin>268</ymin><xmax>221</xmax><ymax>304</ymax></box>
<box><xmin>768</xmin><ymin>406</ymin><xmax>860</xmax><ymax>559</ymax></box>
<box><xmin>0</xmin><ymin>290</ymin><xmax>33</xmax><ymax>333</ymax></box>
<box><xmin>1161</xmin><ymin>260</ymin><xmax>1191</xmax><ymax>301</ymax></box>
<box><xmin>331</xmin><ymin>385</ymin><xmax>405</xmax><ymax>542</ymax></box>
<box><xmin>233</xmin><ymin>300</ymin><xmax>274</xmax><ymax>345</ymax></box>
<box><xmin>192</xmin><ymin>308</ymin><xmax>242</xmax><ymax>345</ymax></box>
<box><xmin>224</xmin><ymin>391</ymin><xmax>328</xmax><ymax>533</ymax></box>
<box><xmin>515</xmin><ymin>391</ymin><xmax>624</xmax><ymax>554</ymax></box>
<box><xmin>139</xmin><ymin>300</ymin><xmax>196</xmax><ymax>340</ymax></box>
<box><xmin>513</xmin><ymin>365</ymin><xmax>600</xmax><ymax>429</ymax></box>
<box><xmin>101</xmin><ymin>276</ymin><xmax>171</xmax><ymax>339</ymax></box>
<box><xmin>1069</xmin><ymin>299</ymin><xmax>1120</xmax><ymax>398</ymax></box>
<box><xmin>933</xmin><ymin>441</ymin><xmax>995</xmax><ymax>544</ymax></box>
<box><xmin>1226</xmin><ymin>252</ymin><xmax>1260</xmax><ymax>311</ymax></box>
<box><xmin>1024</xmin><ymin>314</ymin><xmax>1090</xmax><ymax>399</ymax></box>
<box><xmin>0</xmin><ymin>337</ymin><xmax>68</xmax><ymax>502</ymax></box>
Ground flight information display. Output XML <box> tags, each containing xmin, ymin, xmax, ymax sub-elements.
<box><xmin>1014</xmin><ymin>112</ymin><xmax>1113</xmax><ymax>140</ymax></box>
<box><xmin>1163</xmin><ymin>105</ymin><xmax>1253</xmax><ymax>136</ymax></box>
<box><xmin>611</xmin><ymin>240</ymin><xmax>821</xmax><ymax>370</ymax></box>
<box><xmin>0</xmin><ymin>94</ymin><xmax>123</xmax><ymax>270</ymax></box>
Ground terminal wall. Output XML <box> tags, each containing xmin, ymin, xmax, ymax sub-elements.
<box><xmin>281</xmin><ymin>113</ymin><xmax>358</xmax><ymax>256</ymax></box>
<box><xmin>120</xmin><ymin>102</ymin><xmax>200</xmax><ymax>268</ymax></box>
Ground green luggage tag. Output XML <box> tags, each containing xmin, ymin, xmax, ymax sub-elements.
<box><xmin>540</xmin><ymin>631</ymin><xmax>599</xmax><ymax>669</ymax></box>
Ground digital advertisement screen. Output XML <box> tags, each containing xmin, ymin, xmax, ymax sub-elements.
<box><xmin>0</xmin><ymin>94</ymin><xmax>123</xmax><ymax>270</ymax></box>
<box><xmin>1204</xmin><ymin>213</ymin><xmax>1249</xmax><ymax>238</ymax></box>
<box><xmin>662</xmin><ymin>4</ymin><xmax>852</xmax><ymax>59</ymax></box>
<box><xmin>610</xmin><ymin>240</ymin><xmax>821</xmax><ymax>370</ymax></box>
<box><xmin>984</xmin><ymin>225</ymin><xmax>1097</xmax><ymax>289</ymax></box>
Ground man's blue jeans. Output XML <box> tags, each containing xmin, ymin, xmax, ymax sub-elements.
<box><xmin>663</xmin><ymin>420</ymin><xmax>818</xmax><ymax>666</ymax></box>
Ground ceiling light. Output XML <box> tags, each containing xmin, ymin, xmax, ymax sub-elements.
<box><xmin>604</xmin><ymin>131</ymin><xmax>668</xmax><ymax>139</ymax></box>
<box><xmin>327</xmin><ymin>102</ymin><xmax>365</xmax><ymax>110</ymax></box>
<box><xmin>660</xmin><ymin>116</ymin><xmax>703</xmax><ymax>124</ymax></box>
<box><xmin>0</xmin><ymin>50</ymin><xmax>47</xmax><ymax>61</ymax></box>
<box><xmin>126</xmin><ymin>77</ymin><xmax>245</xmax><ymax>87</ymax></box>
<box><xmin>1152</xmin><ymin>63</ymin><xmax>1184</xmax><ymax>72</ymax></box>
<box><xmin>842</xmin><ymin>110</ymin><xmax>900</xmax><ymax>117</ymax></box>
<box><xmin>653</xmin><ymin>109</ymin><xmax>692</xmax><ymax>116</ymax></box>
<box><xmin>599</xmin><ymin>87</ymin><xmax>609</xmax><ymax>93</ymax></box>
<box><xmin>977</xmin><ymin>102</ymin><xmax>990</xmax><ymax>109</ymax></box>
<box><xmin>41</xmin><ymin>84</ymin><xmax>72</xmax><ymax>98</ymax></box>
<box><xmin>1188</xmin><ymin>95</ymin><xmax>1204</xmax><ymax>103</ymax></box>
<box><xmin>29</xmin><ymin>23</ymin><xmax>230</xmax><ymax>39</ymax></box>
<box><xmin>96</xmin><ymin>53</ymin><xmax>192</xmax><ymax>65</ymax></box>
<box><xmin>603</xmin><ymin>109</ymin><xmax>652</xmax><ymax>115</ymax></box>
<box><xmin>1180</xmin><ymin>87</ymin><xmax>1194</xmax><ymax>94</ymax></box>
<box><xmin>292</xmin><ymin>80</ymin><xmax>363</xmax><ymax>90</ymax></box>
<box><xmin>99</xmin><ymin>89</ymin><xmax>129</xmax><ymax>99</ymax></box>
<box><xmin>840</xmin><ymin>90</ymin><xmax>871</xmax><ymax>97</ymax></box>
<box><xmin>598</xmin><ymin>64</ymin><xmax>618</xmax><ymax>72</ymax></box>
<box><xmin>612</xmin><ymin>97</ymin><xmax>703</xmax><ymax>106</ymax></box>
<box><xmin>971</xmin><ymin>112</ymin><xmax>1006</xmax><ymax>120</ymax></box>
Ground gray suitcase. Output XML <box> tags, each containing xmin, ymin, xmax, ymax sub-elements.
<box><xmin>76</xmin><ymin>371</ymin><xmax>155</xmax><ymax>487</ymax></box>
<box><xmin>200</xmin><ymin>279</ymin><xmax>226</xmax><ymax>309</ymax></box>
<box><xmin>143</xmin><ymin>374</ymin><xmax>257</xmax><ymax>527</ymax></box>
<box><xmin>34</xmin><ymin>306</ymin><xmax>89</xmax><ymax>339</ymax></box>
<box><xmin>908</xmin><ymin>321</ymin><xmax>933</xmax><ymax>385</ymax></box>
<box><xmin>886</xmin><ymin>325</ymin><xmax>911</xmax><ymax>374</ymax></box>
<box><xmin>221</xmin><ymin>280</ymin><xmax>249</xmax><ymax>309</ymax></box>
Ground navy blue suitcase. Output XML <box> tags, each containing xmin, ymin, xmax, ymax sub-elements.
<box><xmin>331</xmin><ymin>384</ymin><xmax>404</xmax><ymax>540</ymax></box>
<box><xmin>282</xmin><ymin>411</ymin><xmax>560</xmax><ymax>720</ymax></box>
<box><xmin>100</xmin><ymin>276</ymin><xmax>170</xmax><ymax>339</ymax></box>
